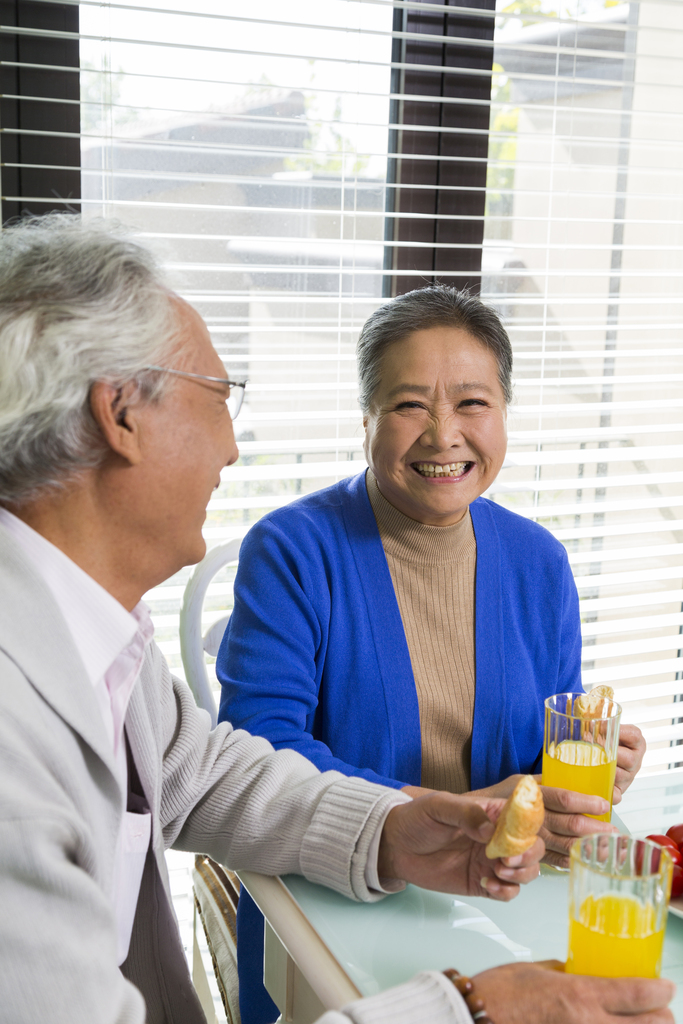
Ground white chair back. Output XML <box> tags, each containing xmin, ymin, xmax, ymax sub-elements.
<box><xmin>179</xmin><ymin>538</ymin><xmax>242</xmax><ymax>727</ymax></box>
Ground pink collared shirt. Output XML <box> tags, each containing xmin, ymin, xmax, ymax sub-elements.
<box><xmin>0</xmin><ymin>508</ymin><xmax>154</xmax><ymax>964</ymax></box>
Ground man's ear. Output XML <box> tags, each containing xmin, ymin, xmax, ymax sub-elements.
<box><xmin>89</xmin><ymin>380</ymin><xmax>144</xmax><ymax>465</ymax></box>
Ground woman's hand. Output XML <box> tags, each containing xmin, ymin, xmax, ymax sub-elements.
<box><xmin>473</xmin><ymin>961</ymin><xmax>675</xmax><ymax>1024</ymax></box>
<box><xmin>377</xmin><ymin>790</ymin><xmax>544</xmax><ymax>900</ymax></box>
<box><xmin>470</xmin><ymin>736</ymin><xmax>645</xmax><ymax>870</ymax></box>
<box><xmin>613</xmin><ymin>724</ymin><xmax>646</xmax><ymax>804</ymax></box>
<box><xmin>472</xmin><ymin>776</ymin><xmax>616</xmax><ymax>871</ymax></box>
<box><xmin>419</xmin><ymin>777</ymin><xmax>607</xmax><ymax>873</ymax></box>
<box><xmin>537</xmin><ymin>786</ymin><xmax>617</xmax><ymax>869</ymax></box>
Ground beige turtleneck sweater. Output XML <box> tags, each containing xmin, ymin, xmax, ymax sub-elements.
<box><xmin>366</xmin><ymin>471</ymin><xmax>477</xmax><ymax>794</ymax></box>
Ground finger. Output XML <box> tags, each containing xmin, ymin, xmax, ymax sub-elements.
<box><xmin>540</xmin><ymin>832</ymin><xmax>574</xmax><ymax>858</ymax></box>
<box><xmin>541</xmin><ymin>784</ymin><xmax>611</xmax><ymax>819</ymax></box>
<box><xmin>627</xmin><ymin>1011</ymin><xmax>674</xmax><ymax>1023</ymax></box>
<box><xmin>541</xmin><ymin>849</ymin><xmax>570</xmax><ymax>870</ymax></box>
<box><xmin>495</xmin><ymin>837</ymin><xmax>545</xmax><ymax>884</ymax></box>
<box><xmin>543</xmin><ymin>809</ymin><xmax>617</xmax><ymax>840</ymax></box>
<box><xmin>422</xmin><ymin>792</ymin><xmax>499</xmax><ymax>843</ymax></box>
<box><xmin>616</xmin><ymin>746</ymin><xmax>639</xmax><ymax>773</ymax></box>
<box><xmin>613</xmin><ymin>767</ymin><xmax>633</xmax><ymax>802</ymax></box>
<box><xmin>494</xmin><ymin>860</ymin><xmax>541</xmax><ymax>886</ymax></box>
<box><xmin>618</xmin><ymin>723</ymin><xmax>645</xmax><ymax>751</ymax></box>
<box><xmin>592</xmin><ymin>976</ymin><xmax>675</xmax><ymax>1015</ymax></box>
<box><xmin>501</xmin><ymin>835</ymin><xmax>546</xmax><ymax>869</ymax></box>
<box><xmin>540</xmin><ymin>822</ymin><xmax>617</xmax><ymax>861</ymax></box>
<box><xmin>479</xmin><ymin>876</ymin><xmax>520</xmax><ymax>901</ymax></box>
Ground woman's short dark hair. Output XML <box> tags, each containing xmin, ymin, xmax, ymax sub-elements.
<box><xmin>356</xmin><ymin>285</ymin><xmax>513</xmax><ymax>413</ymax></box>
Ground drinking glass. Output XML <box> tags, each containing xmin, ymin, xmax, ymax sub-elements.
<box><xmin>566</xmin><ymin>834</ymin><xmax>672</xmax><ymax>978</ymax></box>
<box><xmin>541</xmin><ymin>692</ymin><xmax>622</xmax><ymax>822</ymax></box>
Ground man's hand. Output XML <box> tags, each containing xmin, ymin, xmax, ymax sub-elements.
<box><xmin>613</xmin><ymin>724</ymin><xmax>646</xmax><ymax>804</ymax></box>
<box><xmin>400</xmin><ymin>785</ymin><xmax>434</xmax><ymax>799</ymax></box>
<box><xmin>377</xmin><ymin>791</ymin><xmax>544</xmax><ymax>901</ymax></box>
<box><xmin>473</xmin><ymin>962</ymin><xmax>675</xmax><ymax>1023</ymax></box>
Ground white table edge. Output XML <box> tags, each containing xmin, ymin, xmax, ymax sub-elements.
<box><xmin>236</xmin><ymin>870</ymin><xmax>362</xmax><ymax>1011</ymax></box>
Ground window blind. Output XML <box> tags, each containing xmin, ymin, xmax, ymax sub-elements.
<box><xmin>482</xmin><ymin>0</ymin><xmax>683</xmax><ymax>774</ymax></box>
<box><xmin>2</xmin><ymin>0</ymin><xmax>682</xmax><ymax>778</ymax></box>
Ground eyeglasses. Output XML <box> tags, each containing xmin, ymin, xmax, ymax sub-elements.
<box><xmin>143</xmin><ymin>365</ymin><xmax>248</xmax><ymax>420</ymax></box>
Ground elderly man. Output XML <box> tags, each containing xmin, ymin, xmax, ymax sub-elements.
<box><xmin>0</xmin><ymin>215</ymin><xmax>673</xmax><ymax>1024</ymax></box>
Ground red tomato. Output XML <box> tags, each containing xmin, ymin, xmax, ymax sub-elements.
<box><xmin>672</xmin><ymin>865</ymin><xmax>683</xmax><ymax>899</ymax></box>
<box><xmin>646</xmin><ymin>834</ymin><xmax>678</xmax><ymax>851</ymax></box>
<box><xmin>666</xmin><ymin>823</ymin><xmax>683</xmax><ymax>848</ymax></box>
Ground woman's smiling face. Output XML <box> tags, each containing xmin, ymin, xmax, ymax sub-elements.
<box><xmin>363</xmin><ymin>326</ymin><xmax>508</xmax><ymax>526</ymax></box>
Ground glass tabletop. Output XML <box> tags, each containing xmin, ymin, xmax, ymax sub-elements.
<box><xmin>282</xmin><ymin>772</ymin><xmax>683</xmax><ymax>1018</ymax></box>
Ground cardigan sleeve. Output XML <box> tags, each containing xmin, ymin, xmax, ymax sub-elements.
<box><xmin>216</xmin><ymin>517</ymin><xmax>406</xmax><ymax>790</ymax></box>
<box><xmin>317</xmin><ymin>972</ymin><xmax>472</xmax><ymax>1024</ymax></box>
<box><xmin>528</xmin><ymin>546</ymin><xmax>583</xmax><ymax>776</ymax></box>
<box><xmin>557</xmin><ymin>549</ymin><xmax>583</xmax><ymax>694</ymax></box>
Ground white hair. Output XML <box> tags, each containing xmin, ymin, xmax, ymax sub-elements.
<box><xmin>0</xmin><ymin>214</ymin><xmax>181</xmax><ymax>505</ymax></box>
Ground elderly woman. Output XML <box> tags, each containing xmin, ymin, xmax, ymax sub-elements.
<box><xmin>216</xmin><ymin>287</ymin><xmax>645</xmax><ymax>1024</ymax></box>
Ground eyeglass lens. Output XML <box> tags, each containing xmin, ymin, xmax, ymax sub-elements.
<box><xmin>228</xmin><ymin>384</ymin><xmax>245</xmax><ymax>420</ymax></box>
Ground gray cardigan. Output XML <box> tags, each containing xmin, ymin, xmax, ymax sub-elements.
<box><xmin>0</xmin><ymin>525</ymin><xmax>438</xmax><ymax>1024</ymax></box>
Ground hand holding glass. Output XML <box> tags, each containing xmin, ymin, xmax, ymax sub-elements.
<box><xmin>541</xmin><ymin>692</ymin><xmax>622</xmax><ymax>822</ymax></box>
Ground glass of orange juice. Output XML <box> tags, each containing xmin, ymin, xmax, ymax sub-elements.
<box><xmin>541</xmin><ymin>692</ymin><xmax>622</xmax><ymax>822</ymax></box>
<box><xmin>566</xmin><ymin>834</ymin><xmax>672</xmax><ymax>978</ymax></box>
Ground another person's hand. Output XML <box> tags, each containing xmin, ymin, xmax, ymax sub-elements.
<box><xmin>613</xmin><ymin>723</ymin><xmax>646</xmax><ymax>804</ymax></box>
<box><xmin>473</xmin><ymin>961</ymin><xmax>675</xmax><ymax>1023</ymax></box>
<box><xmin>471</xmin><ymin>776</ymin><xmax>618</xmax><ymax>870</ymax></box>
<box><xmin>377</xmin><ymin>791</ymin><xmax>543</xmax><ymax>901</ymax></box>
<box><xmin>537</xmin><ymin>785</ymin><xmax>618</xmax><ymax>869</ymax></box>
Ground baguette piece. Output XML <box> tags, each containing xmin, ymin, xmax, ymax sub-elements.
<box><xmin>485</xmin><ymin>775</ymin><xmax>545</xmax><ymax>860</ymax></box>
<box><xmin>574</xmin><ymin>684</ymin><xmax>615</xmax><ymax>720</ymax></box>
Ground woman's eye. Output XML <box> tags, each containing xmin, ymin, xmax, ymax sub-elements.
<box><xmin>393</xmin><ymin>401</ymin><xmax>423</xmax><ymax>413</ymax></box>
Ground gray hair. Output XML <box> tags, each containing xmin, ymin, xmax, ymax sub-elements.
<box><xmin>0</xmin><ymin>214</ymin><xmax>181</xmax><ymax>505</ymax></box>
<box><xmin>356</xmin><ymin>286</ymin><xmax>513</xmax><ymax>413</ymax></box>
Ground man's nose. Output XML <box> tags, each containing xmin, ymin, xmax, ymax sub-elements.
<box><xmin>226</xmin><ymin>444</ymin><xmax>239</xmax><ymax>468</ymax></box>
<box><xmin>225</xmin><ymin>435</ymin><xmax>239</xmax><ymax>467</ymax></box>
<box><xmin>224</xmin><ymin>414</ymin><xmax>240</xmax><ymax>468</ymax></box>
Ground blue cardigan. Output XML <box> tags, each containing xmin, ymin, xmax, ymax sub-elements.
<box><xmin>217</xmin><ymin>471</ymin><xmax>583</xmax><ymax>790</ymax></box>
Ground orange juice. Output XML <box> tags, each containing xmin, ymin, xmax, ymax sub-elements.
<box><xmin>566</xmin><ymin>893</ymin><xmax>665</xmax><ymax>978</ymax></box>
<box><xmin>542</xmin><ymin>740</ymin><xmax>616</xmax><ymax>822</ymax></box>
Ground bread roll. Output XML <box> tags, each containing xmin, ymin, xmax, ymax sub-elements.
<box><xmin>485</xmin><ymin>775</ymin><xmax>545</xmax><ymax>860</ymax></box>
<box><xmin>574</xmin><ymin>685</ymin><xmax>615</xmax><ymax>719</ymax></box>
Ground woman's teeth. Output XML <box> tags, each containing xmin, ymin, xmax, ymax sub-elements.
<box><xmin>413</xmin><ymin>461</ymin><xmax>469</xmax><ymax>478</ymax></box>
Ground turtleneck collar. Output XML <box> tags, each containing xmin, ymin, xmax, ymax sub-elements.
<box><xmin>366</xmin><ymin>470</ymin><xmax>475</xmax><ymax>566</ymax></box>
